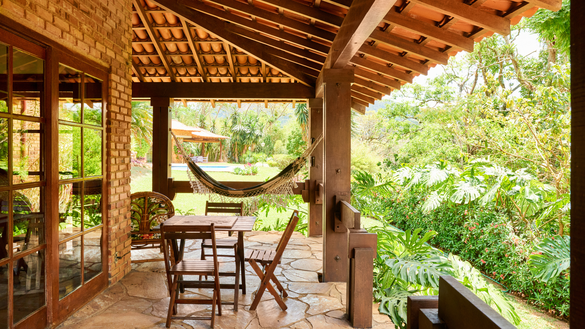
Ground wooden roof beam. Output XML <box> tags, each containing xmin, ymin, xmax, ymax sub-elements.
<box><xmin>152</xmin><ymin>0</ymin><xmax>315</xmax><ymax>86</ymax></box>
<box><xmin>352</xmin><ymin>66</ymin><xmax>401</xmax><ymax>90</ymax></box>
<box><xmin>370</xmin><ymin>29</ymin><xmax>449</xmax><ymax>65</ymax></box>
<box><xmin>353</xmin><ymin>76</ymin><xmax>391</xmax><ymax>95</ymax></box>
<box><xmin>352</xmin><ymin>84</ymin><xmax>382</xmax><ymax>100</ymax></box>
<box><xmin>409</xmin><ymin>0</ymin><xmax>511</xmax><ymax>36</ymax></box>
<box><xmin>358</xmin><ymin>44</ymin><xmax>428</xmax><ymax>74</ymax></box>
<box><xmin>255</xmin><ymin>0</ymin><xmax>344</xmax><ymax>28</ymax></box>
<box><xmin>133</xmin><ymin>0</ymin><xmax>176</xmax><ymax>82</ymax></box>
<box><xmin>324</xmin><ymin>0</ymin><xmax>398</xmax><ymax>70</ymax></box>
<box><xmin>178</xmin><ymin>0</ymin><xmax>330</xmax><ymax>54</ymax></box>
<box><xmin>132</xmin><ymin>62</ymin><xmax>145</xmax><ymax>82</ymax></box>
<box><xmin>351</xmin><ymin>100</ymin><xmax>367</xmax><ymax>114</ymax></box>
<box><xmin>525</xmin><ymin>0</ymin><xmax>562</xmax><ymax>11</ymax></box>
<box><xmin>132</xmin><ymin>82</ymin><xmax>315</xmax><ymax>99</ymax></box>
<box><xmin>180</xmin><ymin>18</ymin><xmax>208</xmax><ymax>82</ymax></box>
<box><xmin>384</xmin><ymin>10</ymin><xmax>474</xmax><ymax>53</ymax></box>
<box><xmin>206</xmin><ymin>0</ymin><xmax>336</xmax><ymax>42</ymax></box>
<box><xmin>225</xmin><ymin>45</ymin><xmax>236</xmax><ymax>82</ymax></box>
<box><xmin>351</xmin><ymin>91</ymin><xmax>375</xmax><ymax>104</ymax></box>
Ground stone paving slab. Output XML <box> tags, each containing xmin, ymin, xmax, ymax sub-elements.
<box><xmin>56</xmin><ymin>232</ymin><xmax>391</xmax><ymax>329</ymax></box>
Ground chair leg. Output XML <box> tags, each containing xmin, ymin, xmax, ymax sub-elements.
<box><xmin>211</xmin><ymin>289</ymin><xmax>216</xmax><ymax>328</ymax></box>
<box><xmin>248</xmin><ymin>260</ymin><xmax>287</xmax><ymax>311</ymax></box>
<box><xmin>166</xmin><ymin>275</ymin><xmax>178</xmax><ymax>328</ymax></box>
<box><xmin>233</xmin><ymin>247</ymin><xmax>240</xmax><ymax>311</ymax></box>
<box><xmin>200</xmin><ymin>246</ymin><xmax>207</xmax><ymax>281</ymax></box>
<box><xmin>270</xmin><ymin>274</ymin><xmax>288</xmax><ymax>298</ymax></box>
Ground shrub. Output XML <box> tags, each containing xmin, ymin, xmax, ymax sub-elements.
<box><xmin>268</xmin><ymin>154</ymin><xmax>296</xmax><ymax>170</ymax></box>
<box><xmin>233</xmin><ymin>163</ymin><xmax>258</xmax><ymax>175</ymax></box>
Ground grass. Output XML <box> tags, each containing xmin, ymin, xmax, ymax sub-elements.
<box><xmin>131</xmin><ymin>164</ymin><xmax>302</xmax><ymax>226</ymax></box>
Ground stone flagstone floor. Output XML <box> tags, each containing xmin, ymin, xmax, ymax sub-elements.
<box><xmin>57</xmin><ymin>231</ymin><xmax>392</xmax><ymax>329</ymax></box>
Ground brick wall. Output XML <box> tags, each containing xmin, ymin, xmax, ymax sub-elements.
<box><xmin>0</xmin><ymin>0</ymin><xmax>133</xmax><ymax>284</ymax></box>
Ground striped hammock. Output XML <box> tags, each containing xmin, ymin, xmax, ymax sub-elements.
<box><xmin>171</xmin><ymin>132</ymin><xmax>322</xmax><ymax>200</ymax></box>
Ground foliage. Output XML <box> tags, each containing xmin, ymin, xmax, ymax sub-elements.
<box><xmin>268</xmin><ymin>154</ymin><xmax>296</xmax><ymax>170</ymax></box>
<box><xmin>285</xmin><ymin>125</ymin><xmax>307</xmax><ymax>157</ymax></box>
<box><xmin>351</xmin><ymin>141</ymin><xmax>382</xmax><ymax>174</ymax></box>
<box><xmin>254</xmin><ymin>195</ymin><xmax>308</xmax><ymax>236</ymax></box>
<box><xmin>528</xmin><ymin>235</ymin><xmax>570</xmax><ymax>282</ymax></box>
<box><xmin>233</xmin><ymin>163</ymin><xmax>258</xmax><ymax>176</ymax></box>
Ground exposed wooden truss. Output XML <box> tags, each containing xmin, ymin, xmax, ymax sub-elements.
<box><xmin>131</xmin><ymin>0</ymin><xmax>562</xmax><ymax>109</ymax></box>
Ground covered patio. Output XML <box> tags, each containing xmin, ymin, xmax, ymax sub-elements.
<box><xmin>57</xmin><ymin>231</ymin><xmax>391</xmax><ymax>329</ymax></box>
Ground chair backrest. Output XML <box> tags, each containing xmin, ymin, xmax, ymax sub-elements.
<box><xmin>161</xmin><ymin>223</ymin><xmax>218</xmax><ymax>270</ymax></box>
<box><xmin>130</xmin><ymin>191</ymin><xmax>175</xmax><ymax>234</ymax></box>
<box><xmin>205</xmin><ymin>201</ymin><xmax>243</xmax><ymax>216</ymax></box>
<box><xmin>275</xmin><ymin>210</ymin><xmax>300</xmax><ymax>255</ymax></box>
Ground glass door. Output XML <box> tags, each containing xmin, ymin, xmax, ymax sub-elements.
<box><xmin>0</xmin><ymin>36</ymin><xmax>48</xmax><ymax>329</ymax></box>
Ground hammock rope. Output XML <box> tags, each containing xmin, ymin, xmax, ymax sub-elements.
<box><xmin>171</xmin><ymin>132</ymin><xmax>322</xmax><ymax>201</ymax></box>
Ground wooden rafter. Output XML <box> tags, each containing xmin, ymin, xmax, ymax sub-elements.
<box><xmin>351</xmin><ymin>56</ymin><xmax>413</xmax><ymax>83</ymax></box>
<box><xmin>178</xmin><ymin>0</ymin><xmax>329</xmax><ymax>54</ymax></box>
<box><xmin>132</xmin><ymin>62</ymin><xmax>145</xmax><ymax>82</ymax></box>
<box><xmin>353</xmin><ymin>76</ymin><xmax>391</xmax><ymax>94</ymax></box>
<box><xmin>132</xmin><ymin>82</ymin><xmax>315</xmax><ymax>98</ymax></box>
<box><xmin>255</xmin><ymin>0</ymin><xmax>344</xmax><ymax>28</ymax></box>
<box><xmin>352</xmin><ymin>85</ymin><xmax>382</xmax><ymax>100</ymax></box>
<box><xmin>225</xmin><ymin>45</ymin><xmax>236</xmax><ymax>82</ymax></box>
<box><xmin>383</xmin><ymin>10</ymin><xmax>474</xmax><ymax>52</ymax></box>
<box><xmin>152</xmin><ymin>0</ymin><xmax>315</xmax><ymax>86</ymax></box>
<box><xmin>525</xmin><ymin>0</ymin><xmax>562</xmax><ymax>11</ymax></box>
<box><xmin>359</xmin><ymin>44</ymin><xmax>427</xmax><ymax>74</ymax></box>
<box><xmin>410</xmin><ymin>0</ymin><xmax>511</xmax><ymax>36</ymax></box>
<box><xmin>352</xmin><ymin>67</ymin><xmax>401</xmax><ymax>90</ymax></box>
<box><xmin>351</xmin><ymin>90</ymin><xmax>376</xmax><ymax>104</ymax></box>
<box><xmin>351</xmin><ymin>100</ymin><xmax>367</xmax><ymax>114</ymax></box>
<box><xmin>180</xmin><ymin>18</ymin><xmax>208</xmax><ymax>82</ymax></box>
<box><xmin>324</xmin><ymin>0</ymin><xmax>398</xmax><ymax>69</ymax></box>
<box><xmin>133</xmin><ymin>0</ymin><xmax>176</xmax><ymax>82</ymax></box>
<box><xmin>370</xmin><ymin>29</ymin><xmax>449</xmax><ymax>64</ymax></box>
<box><xmin>206</xmin><ymin>0</ymin><xmax>336</xmax><ymax>42</ymax></box>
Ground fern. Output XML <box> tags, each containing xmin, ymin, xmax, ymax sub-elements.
<box><xmin>386</xmin><ymin>255</ymin><xmax>452</xmax><ymax>288</ymax></box>
<box><xmin>422</xmin><ymin>191</ymin><xmax>444</xmax><ymax>212</ymax></box>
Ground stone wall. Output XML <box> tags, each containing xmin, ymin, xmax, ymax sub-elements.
<box><xmin>0</xmin><ymin>0</ymin><xmax>133</xmax><ymax>284</ymax></box>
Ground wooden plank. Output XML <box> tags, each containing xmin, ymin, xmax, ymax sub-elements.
<box><xmin>132</xmin><ymin>82</ymin><xmax>314</xmax><ymax>99</ymax></box>
<box><xmin>407</xmin><ymin>296</ymin><xmax>439</xmax><ymax>329</ymax></box>
<box><xmin>340</xmin><ymin>200</ymin><xmax>361</xmax><ymax>229</ymax></box>
<box><xmin>571</xmin><ymin>1</ymin><xmax>585</xmax><ymax>327</ymax></box>
<box><xmin>177</xmin><ymin>0</ymin><xmax>330</xmax><ymax>54</ymax></box>
<box><xmin>206</xmin><ymin>0</ymin><xmax>336</xmax><ymax>42</ymax></box>
<box><xmin>255</xmin><ymin>0</ymin><xmax>345</xmax><ymax>28</ymax></box>
<box><xmin>133</xmin><ymin>0</ymin><xmax>176</xmax><ymax>81</ymax></box>
<box><xmin>359</xmin><ymin>43</ymin><xmax>428</xmax><ymax>74</ymax></box>
<box><xmin>439</xmin><ymin>276</ymin><xmax>515</xmax><ymax>328</ymax></box>
<box><xmin>152</xmin><ymin>0</ymin><xmax>315</xmax><ymax>86</ymax></box>
<box><xmin>180</xmin><ymin>19</ymin><xmax>207</xmax><ymax>82</ymax></box>
<box><xmin>324</xmin><ymin>0</ymin><xmax>398</xmax><ymax>69</ymax></box>
<box><xmin>410</xmin><ymin>0</ymin><xmax>510</xmax><ymax>36</ymax></box>
<box><xmin>384</xmin><ymin>10</ymin><xmax>474</xmax><ymax>53</ymax></box>
<box><xmin>370</xmin><ymin>29</ymin><xmax>449</xmax><ymax>65</ymax></box>
<box><xmin>308</xmin><ymin>98</ymin><xmax>324</xmax><ymax>237</ymax></box>
<box><xmin>351</xmin><ymin>55</ymin><xmax>413</xmax><ymax>83</ymax></box>
<box><xmin>347</xmin><ymin>248</ymin><xmax>375</xmax><ymax>327</ymax></box>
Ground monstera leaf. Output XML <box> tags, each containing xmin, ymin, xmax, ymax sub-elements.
<box><xmin>529</xmin><ymin>235</ymin><xmax>570</xmax><ymax>282</ymax></box>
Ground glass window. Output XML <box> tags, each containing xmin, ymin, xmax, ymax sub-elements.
<box><xmin>13</xmin><ymin>188</ymin><xmax>44</xmax><ymax>255</ymax></box>
<box><xmin>0</xmin><ymin>118</ymin><xmax>8</xmax><ymax>187</ymax></box>
<box><xmin>0</xmin><ymin>191</ymin><xmax>9</xmax><ymax>262</ymax></box>
<box><xmin>58</xmin><ymin>65</ymin><xmax>81</xmax><ymax>123</ymax></box>
<box><xmin>58</xmin><ymin>183</ymin><xmax>82</xmax><ymax>241</ymax></box>
<box><xmin>0</xmin><ymin>263</ymin><xmax>8</xmax><ymax>327</ymax></box>
<box><xmin>13</xmin><ymin>249</ymin><xmax>45</xmax><ymax>324</ymax></box>
<box><xmin>83</xmin><ymin>180</ymin><xmax>102</xmax><ymax>229</ymax></box>
<box><xmin>83</xmin><ymin>229</ymin><xmax>101</xmax><ymax>283</ymax></box>
<box><xmin>84</xmin><ymin>74</ymin><xmax>102</xmax><ymax>126</ymax></box>
<box><xmin>58</xmin><ymin>124</ymin><xmax>81</xmax><ymax>180</ymax></box>
<box><xmin>83</xmin><ymin>128</ymin><xmax>102</xmax><ymax>177</ymax></box>
<box><xmin>0</xmin><ymin>43</ymin><xmax>7</xmax><ymax>113</ymax></box>
<box><xmin>58</xmin><ymin>236</ymin><xmax>81</xmax><ymax>299</ymax></box>
<box><xmin>12</xmin><ymin>120</ymin><xmax>41</xmax><ymax>184</ymax></box>
<box><xmin>12</xmin><ymin>50</ymin><xmax>43</xmax><ymax>118</ymax></box>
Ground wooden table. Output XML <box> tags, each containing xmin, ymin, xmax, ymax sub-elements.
<box><xmin>162</xmin><ymin>215</ymin><xmax>256</xmax><ymax>310</ymax></box>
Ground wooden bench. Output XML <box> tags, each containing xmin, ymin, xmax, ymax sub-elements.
<box><xmin>407</xmin><ymin>276</ymin><xmax>516</xmax><ymax>329</ymax></box>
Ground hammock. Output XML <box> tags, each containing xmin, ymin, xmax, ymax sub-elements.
<box><xmin>171</xmin><ymin>132</ymin><xmax>322</xmax><ymax>199</ymax></box>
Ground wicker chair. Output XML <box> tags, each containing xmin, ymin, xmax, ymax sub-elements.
<box><xmin>130</xmin><ymin>191</ymin><xmax>175</xmax><ymax>263</ymax></box>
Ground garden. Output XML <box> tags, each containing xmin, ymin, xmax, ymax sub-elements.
<box><xmin>130</xmin><ymin>2</ymin><xmax>570</xmax><ymax>327</ymax></box>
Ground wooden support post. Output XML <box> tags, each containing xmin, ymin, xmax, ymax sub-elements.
<box><xmin>572</xmin><ymin>1</ymin><xmax>585</xmax><ymax>326</ymax></box>
<box><xmin>201</xmin><ymin>142</ymin><xmax>205</xmax><ymax>157</ymax></box>
<box><xmin>347</xmin><ymin>247</ymin><xmax>374</xmax><ymax>328</ymax></box>
<box><xmin>152</xmin><ymin>97</ymin><xmax>172</xmax><ymax>197</ymax></box>
<box><xmin>322</xmin><ymin>68</ymin><xmax>354</xmax><ymax>282</ymax></box>
<box><xmin>309</xmin><ymin>98</ymin><xmax>323</xmax><ymax>237</ymax></box>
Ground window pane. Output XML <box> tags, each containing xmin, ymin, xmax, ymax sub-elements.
<box><xmin>13</xmin><ymin>249</ymin><xmax>45</xmax><ymax>324</ymax></box>
<box><xmin>83</xmin><ymin>180</ymin><xmax>101</xmax><ymax>229</ymax></box>
<box><xmin>0</xmin><ymin>43</ymin><xmax>7</xmax><ymax>113</ymax></box>
<box><xmin>13</xmin><ymin>120</ymin><xmax>41</xmax><ymax>184</ymax></box>
<box><xmin>0</xmin><ymin>118</ymin><xmax>8</xmax><ymax>187</ymax></box>
<box><xmin>58</xmin><ymin>65</ymin><xmax>81</xmax><ymax>122</ymax></box>
<box><xmin>58</xmin><ymin>183</ymin><xmax>82</xmax><ymax>241</ymax></box>
<box><xmin>83</xmin><ymin>128</ymin><xmax>101</xmax><ymax>177</ymax></box>
<box><xmin>13</xmin><ymin>49</ymin><xmax>43</xmax><ymax>118</ymax></box>
<box><xmin>13</xmin><ymin>188</ymin><xmax>44</xmax><ymax>256</ymax></box>
<box><xmin>0</xmin><ymin>191</ymin><xmax>9</xmax><ymax>262</ymax></box>
<box><xmin>58</xmin><ymin>124</ymin><xmax>80</xmax><ymax>179</ymax></box>
<box><xmin>83</xmin><ymin>229</ymin><xmax>101</xmax><ymax>283</ymax></box>
<box><xmin>84</xmin><ymin>75</ymin><xmax>102</xmax><ymax>126</ymax></box>
<box><xmin>58</xmin><ymin>237</ymin><xmax>81</xmax><ymax>299</ymax></box>
<box><xmin>0</xmin><ymin>263</ymin><xmax>7</xmax><ymax>328</ymax></box>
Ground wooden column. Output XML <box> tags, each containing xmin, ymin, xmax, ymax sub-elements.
<box><xmin>571</xmin><ymin>2</ymin><xmax>585</xmax><ymax>326</ymax></box>
<box><xmin>151</xmin><ymin>97</ymin><xmax>172</xmax><ymax>196</ymax></box>
<box><xmin>322</xmin><ymin>68</ymin><xmax>354</xmax><ymax>282</ymax></box>
<box><xmin>308</xmin><ymin>98</ymin><xmax>323</xmax><ymax>237</ymax></box>
<box><xmin>201</xmin><ymin>142</ymin><xmax>206</xmax><ymax>158</ymax></box>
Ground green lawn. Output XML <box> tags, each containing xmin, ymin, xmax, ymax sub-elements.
<box><xmin>131</xmin><ymin>164</ymin><xmax>304</xmax><ymax>227</ymax></box>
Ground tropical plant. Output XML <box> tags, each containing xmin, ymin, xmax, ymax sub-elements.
<box><xmin>529</xmin><ymin>235</ymin><xmax>570</xmax><ymax>282</ymax></box>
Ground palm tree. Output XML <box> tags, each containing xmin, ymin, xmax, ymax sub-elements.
<box><xmin>131</xmin><ymin>101</ymin><xmax>153</xmax><ymax>143</ymax></box>
<box><xmin>294</xmin><ymin>103</ymin><xmax>309</xmax><ymax>142</ymax></box>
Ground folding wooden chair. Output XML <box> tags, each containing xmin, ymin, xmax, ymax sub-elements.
<box><xmin>245</xmin><ymin>210</ymin><xmax>299</xmax><ymax>311</ymax></box>
<box><xmin>161</xmin><ymin>223</ymin><xmax>221</xmax><ymax>328</ymax></box>
<box><xmin>200</xmin><ymin>201</ymin><xmax>243</xmax><ymax>309</ymax></box>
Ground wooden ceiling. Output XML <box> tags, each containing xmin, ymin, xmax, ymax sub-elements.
<box><xmin>131</xmin><ymin>0</ymin><xmax>561</xmax><ymax>110</ymax></box>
